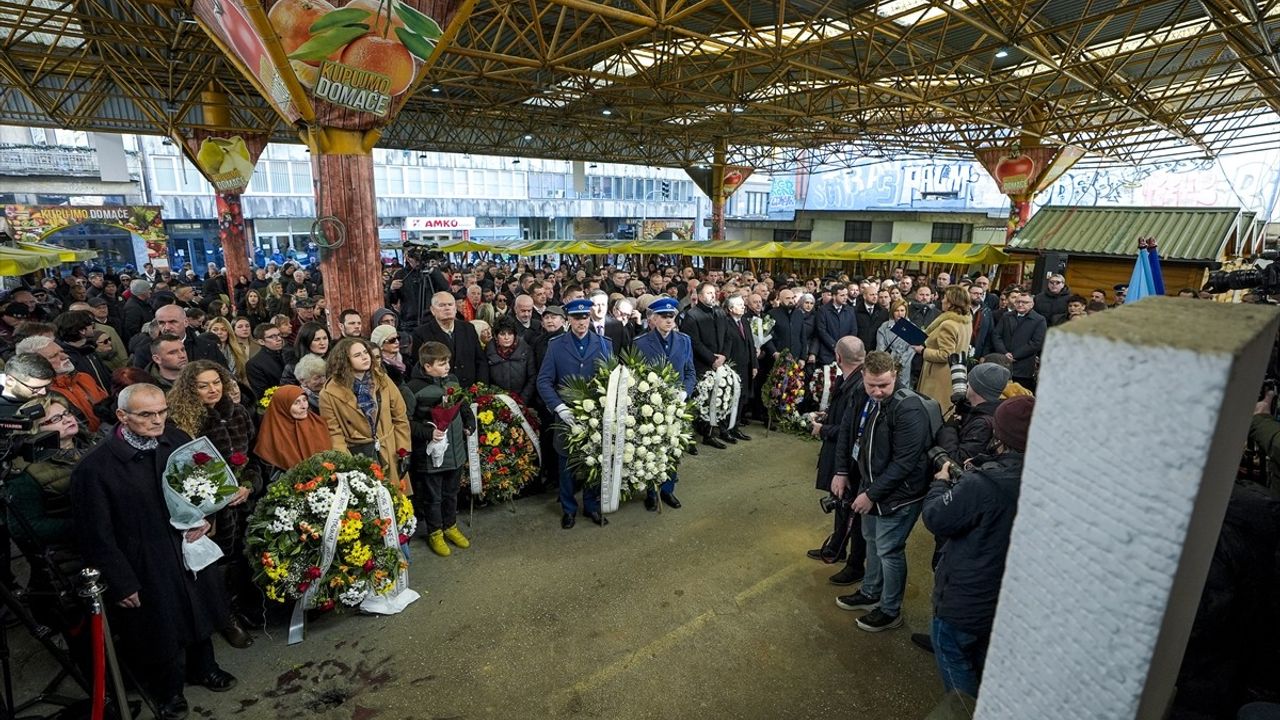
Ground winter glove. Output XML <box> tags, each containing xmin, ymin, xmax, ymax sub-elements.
<box><xmin>555</xmin><ymin>404</ymin><xmax>582</xmax><ymax>433</ymax></box>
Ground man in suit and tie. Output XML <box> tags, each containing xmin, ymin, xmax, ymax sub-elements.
<box><xmin>679</xmin><ymin>282</ymin><xmax>732</xmax><ymax>449</ymax></box>
<box><xmin>538</xmin><ymin>298</ymin><xmax>615</xmax><ymax>529</ymax></box>
<box><xmin>721</xmin><ymin>295</ymin><xmax>756</xmax><ymax>443</ymax></box>
<box><xmin>588</xmin><ymin>290</ymin><xmax>632</xmax><ymax>351</ymax></box>
<box><xmin>633</xmin><ymin>297</ymin><xmax>697</xmax><ymax>511</ymax></box>
<box><xmin>991</xmin><ymin>290</ymin><xmax>1046</xmax><ymax>392</ymax></box>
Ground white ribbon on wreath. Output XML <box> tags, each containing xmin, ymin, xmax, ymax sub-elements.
<box><xmin>287</xmin><ymin>476</ymin><xmax>418</xmax><ymax>645</ymax></box>
<box><xmin>493</xmin><ymin>393</ymin><xmax>541</xmax><ymax>464</ymax></box>
<box><xmin>600</xmin><ymin>363</ymin><xmax>633</xmax><ymax>514</ymax></box>
<box><xmin>465</xmin><ymin>402</ymin><xmax>482</xmax><ymax>495</ymax></box>
<box><xmin>816</xmin><ymin>362</ymin><xmax>842</xmax><ymax>413</ymax></box>
<box><xmin>705</xmin><ymin>364</ymin><xmax>741</xmax><ymax>427</ymax></box>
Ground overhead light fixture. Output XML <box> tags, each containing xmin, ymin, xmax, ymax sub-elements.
<box><xmin>588</xmin><ymin>163</ymin><xmax>598</xmax><ymax>168</ymax></box>
<box><xmin>161</xmin><ymin>138</ymin><xmax>172</xmax><ymax>146</ymax></box>
<box><xmin>512</xmin><ymin>159</ymin><xmax>521</xmax><ymax>165</ymax></box>
<box><xmin>523</xmin><ymin>133</ymin><xmax>534</xmax><ymax>141</ymax></box>
<box><xmin>430</xmin><ymin>84</ymin><xmax>442</xmax><ymax>93</ymax></box>
<box><xmin>731</xmin><ymin>103</ymin><xmax>747</xmax><ymax>113</ymax></box>
<box><xmin>180</xmin><ymin>12</ymin><xmax>198</xmax><ymax>24</ymax></box>
<box><xmin>601</xmin><ymin>106</ymin><xmax>614</xmax><ymax>116</ymax></box>
<box><xmin>995</xmin><ymin>47</ymin><xmax>1010</xmax><ymax>58</ymax></box>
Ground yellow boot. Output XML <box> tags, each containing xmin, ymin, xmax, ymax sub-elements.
<box><xmin>442</xmin><ymin>525</ymin><xmax>470</xmax><ymax>549</ymax></box>
<box><xmin>427</xmin><ymin>530</ymin><xmax>451</xmax><ymax>557</ymax></box>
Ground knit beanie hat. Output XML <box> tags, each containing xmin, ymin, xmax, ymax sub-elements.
<box><xmin>370</xmin><ymin>325</ymin><xmax>399</xmax><ymax>347</ymax></box>
<box><xmin>968</xmin><ymin>363</ymin><xmax>1011</xmax><ymax>402</ymax></box>
<box><xmin>993</xmin><ymin>395</ymin><xmax>1035</xmax><ymax>452</ymax></box>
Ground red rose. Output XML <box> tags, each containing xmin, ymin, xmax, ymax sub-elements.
<box><xmin>192</xmin><ymin>452</ymin><xmax>212</xmax><ymax>465</ymax></box>
<box><xmin>446</xmin><ymin>387</ymin><xmax>456</xmax><ymax>395</ymax></box>
<box><xmin>398</xmin><ymin>533</ymin><xmax>410</xmax><ymax>545</ymax></box>
<box><xmin>362</xmin><ymin>559</ymin><xmax>376</xmax><ymax>572</ymax></box>
<box><xmin>297</xmin><ymin>581</ymin><xmax>311</xmax><ymax>593</ymax></box>
<box><xmin>319</xmin><ymin>599</ymin><xmax>336</xmax><ymax>612</ymax></box>
<box><xmin>396</xmin><ymin>447</ymin><xmax>409</xmax><ymax>459</ymax></box>
<box><xmin>228</xmin><ymin>452</ymin><xmax>248</xmax><ymax>467</ymax></box>
<box><xmin>469</xmin><ymin>384</ymin><xmax>479</xmax><ymax>393</ymax></box>
<box><xmin>305</xmin><ymin>565</ymin><xmax>323</xmax><ymax>580</ymax></box>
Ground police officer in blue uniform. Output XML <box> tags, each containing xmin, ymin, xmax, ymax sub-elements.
<box><xmin>633</xmin><ymin>296</ymin><xmax>697</xmax><ymax>511</ymax></box>
<box><xmin>537</xmin><ymin>298</ymin><xmax>614</xmax><ymax>529</ymax></box>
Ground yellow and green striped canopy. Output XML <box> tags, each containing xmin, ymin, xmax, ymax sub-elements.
<box><xmin>432</xmin><ymin>239</ymin><xmax>1006</xmax><ymax>265</ymax></box>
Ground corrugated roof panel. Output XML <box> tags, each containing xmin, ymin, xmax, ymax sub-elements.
<box><xmin>1009</xmin><ymin>206</ymin><xmax>1240</xmax><ymax>261</ymax></box>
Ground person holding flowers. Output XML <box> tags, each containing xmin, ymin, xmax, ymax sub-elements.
<box><xmin>254</xmin><ymin>384</ymin><xmax>331</xmax><ymax>477</ymax></box>
<box><xmin>318</xmin><ymin>337</ymin><xmax>412</xmax><ymax>495</ymax></box>
<box><xmin>168</xmin><ymin>360</ymin><xmax>259</xmax><ymax>649</ymax></box>
<box><xmin>71</xmin><ymin>384</ymin><xmax>237</xmax><ymax>720</ymax></box>
<box><xmin>537</xmin><ymin>297</ymin><xmax>614</xmax><ymax>529</ymax></box>
<box><xmin>402</xmin><ymin>341</ymin><xmax>475</xmax><ymax>557</ymax></box>
<box><xmin>632</xmin><ymin>296</ymin><xmax>696</xmax><ymax>511</ymax></box>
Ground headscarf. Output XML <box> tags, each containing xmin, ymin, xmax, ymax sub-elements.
<box><xmin>254</xmin><ymin>385</ymin><xmax>331</xmax><ymax>471</ymax></box>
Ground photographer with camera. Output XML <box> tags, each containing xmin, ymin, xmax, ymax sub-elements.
<box><xmin>935</xmin><ymin>363</ymin><xmax>1010</xmax><ymax>464</ymax></box>
<box><xmin>808</xmin><ymin>336</ymin><xmax>868</xmax><ymax>583</ymax></box>
<box><xmin>922</xmin><ymin>395</ymin><xmax>1035</xmax><ymax>699</ymax></box>
<box><xmin>388</xmin><ymin>246</ymin><xmax>450</xmax><ymax>334</ymax></box>
<box><xmin>1</xmin><ymin>353</ymin><xmax>56</xmax><ymax>420</ymax></box>
<box><xmin>1249</xmin><ymin>387</ymin><xmax>1280</xmax><ymax>492</ymax></box>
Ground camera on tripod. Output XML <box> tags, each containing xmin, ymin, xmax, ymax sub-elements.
<box><xmin>1204</xmin><ymin>250</ymin><xmax>1280</xmax><ymax>295</ymax></box>
<box><xmin>404</xmin><ymin>241</ymin><xmax>446</xmax><ymax>266</ymax></box>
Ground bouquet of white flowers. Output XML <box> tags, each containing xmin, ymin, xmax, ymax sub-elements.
<box><xmin>809</xmin><ymin>362</ymin><xmax>843</xmax><ymax>412</ymax></box>
<box><xmin>558</xmin><ymin>349</ymin><xmax>694</xmax><ymax>512</ymax></box>
<box><xmin>749</xmin><ymin>314</ymin><xmax>775</xmax><ymax>349</ymax></box>
<box><xmin>163</xmin><ymin>437</ymin><xmax>243</xmax><ymax>573</ymax></box>
<box><xmin>692</xmin><ymin>363</ymin><xmax>740</xmax><ymax>428</ymax></box>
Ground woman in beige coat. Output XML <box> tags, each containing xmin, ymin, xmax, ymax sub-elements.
<box><xmin>318</xmin><ymin>337</ymin><xmax>413</xmax><ymax>494</ymax></box>
<box><xmin>914</xmin><ymin>285</ymin><xmax>973</xmax><ymax>417</ymax></box>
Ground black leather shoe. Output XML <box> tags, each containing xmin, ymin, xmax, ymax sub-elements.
<box><xmin>686</xmin><ymin>444</ymin><xmax>699</xmax><ymax>455</ymax></box>
<box><xmin>236</xmin><ymin>610</ymin><xmax>265</xmax><ymax>631</ymax></box>
<box><xmin>829</xmin><ymin>567</ymin><xmax>864</xmax><ymax>586</ymax></box>
<box><xmin>660</xmin><ymin>492</ymin><xmax>681</xmax><ymax>509</ymax></box>
<box><xmin>220</xmin><ymin>617</ymin><xmax>253</xmax><ymax>649</ymax></box>
<box><xmin>587</xmin><ymin>511</ymin><xmax>609</xmax><ymax>526</ymax></box>
<box><xmin>729</xmin><ymin>428</ymin><xmax>751</xmax><ymax>441</ymax></box>
<box><xmin>702</xmin><ymin>436</ymin><xmax>726</xmax><ymax>449</ymax></box>
<box><xmin>644</xmin><ymin>496</ymin><xmax>657</xmax><ymax>512</ymax></box>
<box><xmin>189</xmin><ymin>667</ymin><xmax>237</xmax><ymax>692</ymax></box>
<box><xmin>157</xmin><ymin>694</ymin><xmax>189</xmax><ymax>720</ymax></box>
<box><xmin>807</xmin><ymin>548</ymin><xmax>847</xmax><ymax>563</ymax></box>
<box><xmin>911</xmin><ymin>632</ymin><xmax>935</xmax><ymax>654</ymax></box>
<box><xmin>561</xmin><ymin>513</ymin><xmax>575</xmax><ymax>529</ymax></box>
<box><xmin>739</xmin><ymin>417</ymin><xmax>752</xmax><ymax>427</ymax></box>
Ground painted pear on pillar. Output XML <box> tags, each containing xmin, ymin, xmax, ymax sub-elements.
<box><xmin>684</xmin><ymin>140</ymin><xmax>753</xmax><ymax>242</ymax></box>
<box><xmin>193</xmin><ymin>0</ymin><xmax>471</xmax><ymax>325</ymax></box>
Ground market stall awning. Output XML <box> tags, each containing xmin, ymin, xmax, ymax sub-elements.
<box><xmin>434</xmin><ymin>239</ymin><xmax>1005</xmax><ymax>265</ymax></box>
<box><xmin>17</xmin><ymin>241</ymin><xmax>98</xmax><ymax>262</ymax></box>
<box><xmin>1008</xmin><ymin>207</ymin><xmax>1242</xmax><ymax>262</ymax></box>
<box><xmin>0</xmin><ymin>245</ymin><xmax>63</xmax><ymax>276</ymax></box>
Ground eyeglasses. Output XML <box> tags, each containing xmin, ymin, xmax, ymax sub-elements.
<box><xmin>40</xmin><ymin>412</ymin><xmax>72</xmax><ymax>426</ymax></box>
<box><xmin>13</xmin><ymin>376</ymin><xmax>52</xmax><ymax>394</ymax></box>
<box><xmin>263</xmin><ymin>333</ymin><xmax>282</xmax><ymax>341</ymax></box>
<box><xmin>383</xmin><ymin>338</ymin><xmax>400</xmax><ymax>345</ymax></box>
<box><xmin>124</xmin><ymin>407</ymin><xmax>169</xmax><ymax>420</ymax></box>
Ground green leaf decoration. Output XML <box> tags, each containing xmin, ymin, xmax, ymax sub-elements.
<box><xmin>395</xmin><ymin>2</ymin><xmax>442</xmax><ymax>39</ymax></box>
<box><xmin>286</xmin><ymin>23</ymin><xmax>369</xmax><ymax>62</ymax></box>
<box><xmin>394</xmin><ymin>26</ymin><xmax>435</xmax><ymax>61</ymax></box>
<box><xmin>309</xmin><ymin>8</ymin><xmax>372</xmax><ymax>33</ymax></box>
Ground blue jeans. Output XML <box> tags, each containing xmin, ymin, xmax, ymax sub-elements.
<box><xmin>558</xmin><ymin>452</ymin><xmax>600</xmax><ymax>515</ymax></box>
<box><xmin>860</xmin><ymin>502</ymin><xmax>921</xmax><ymax>616</ymax></box>
<box><xmin>931</xmin><ymin>617</ymin><xmax>988</xmax><ymax>697</ymax></box>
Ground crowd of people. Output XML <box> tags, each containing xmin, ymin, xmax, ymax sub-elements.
<box><xmin>0</xmin><ymin>252</ymin><xmax>1176</xmax><ymax>718</ymax></box>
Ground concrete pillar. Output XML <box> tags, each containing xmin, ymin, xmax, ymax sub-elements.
<box><xmin>976</xmin><ymin>297</ymin><xmax>1280</xmax><ymax>719</ymax></box>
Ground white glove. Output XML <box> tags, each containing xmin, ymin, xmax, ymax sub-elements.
<box><xmin>677</xmin><ymin>390</ymin><xmax>687</xmax><ymax>403</ymax></box>
<box><xmin>555</xmin><ymin>404</ymin><xmax>581</xmax><ymax>431</ymax></box>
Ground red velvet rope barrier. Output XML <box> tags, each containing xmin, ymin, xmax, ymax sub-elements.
<box><xmin>90</xmin><ymin>611</ymin><xmax>105</xmax><ymax>720</ymax></box>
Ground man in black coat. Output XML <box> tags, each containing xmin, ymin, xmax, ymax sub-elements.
<box><xmin>411</xmin><ymin>291</ymin><xmax>488</xmax><ymax>388</ymax></box>
<box><xmin>245</xmin><ymin>323</ymin><xmax>287</xmax><ymax>401</ymax></box>
<box><xmin>1033</xmin><ymin>274</ymin><xmax>1071</xmax><ymax>326</ymax></box>
<box><xmin>388</xmin><ymin>250</ymin><xmax>450</xmax><ymax>334</ymax></box>
<box><xmin>809</xmin><ymin>336</ymin><xmax>868</xmax><ymax>584</ymax></box>
<box><xmin>767</xmin><ymin>288</ymin><xmax>810</xmax><ymax>360</ymax></box>
<box><xmin>679</xmin><ymin>282</ymin><xmax>731</xmax><ymax>448</ymax></box>
<box><xmin>991</xmin><ymin>291</ymin><xmax>1047</xmax><ymax>391</ymax></box>
<box><xmin>816</xmin><ymin>283</ymin><xmax>858</xmax><ymax>364</ymax></box>
<box><xmin>71</xmin><ymin>384</ymin><xmax>238</xmax><ymax>718</ymax></box>
<box><xmin>122</xmin><ymin>280</ymin><xmax>155</xmax><ymax>340</ymax></box>
<box><xmin>721</xmin><ymin>295</ymin><xmax>756</xmax><ymax>442</ymax></box>
<box><xmin>852</xmin><ymin>283</ymin><xmax>887</xmax><ymax>353</ymax></box>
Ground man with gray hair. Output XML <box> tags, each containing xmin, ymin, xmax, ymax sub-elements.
<box><xmin>72</xmin><ymin>383</ymin><xmax>238</xmax><ymax>719</ymax></box>
<box><xmin>123</xmin><ymin>279</ymin><xmax>155</xmax><ymax>339</ymax></box>
<box><xmin>0</xmin><ymin>353</ymin><xmax>55</xmax><ymax>420</ymax></box>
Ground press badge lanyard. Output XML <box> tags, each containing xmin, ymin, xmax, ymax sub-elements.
<box><xmin>851</xmin><ymin>399</ymin><xmax>878</xmax><ymax>461</ymax></box>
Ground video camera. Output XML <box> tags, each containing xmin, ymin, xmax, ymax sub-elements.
<box><xmin>0</xmin><ymin>404</ymin><xmax>60</xmax><ymax>470</ymax></box>
<box><xmin>1204</xmin><ymin>251</ymin><xmax>1280</xmax><ymax>295</ymax></box>
<box><xmin>404</xmin><ymin>241</ymin><xmax>447</xmax><ymax>266</ymax></box>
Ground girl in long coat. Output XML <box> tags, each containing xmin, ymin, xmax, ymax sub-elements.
<box><xmin>318</xmin><ymin>337</ymin><xmax>412</xmax><ymax>494</ymax></box>
<box><xmin>915</xmin><ymin>285</ymin><xmax>973</xmax><ymax>417</ymax></box>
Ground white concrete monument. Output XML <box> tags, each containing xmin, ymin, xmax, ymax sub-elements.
<box><xmin>977</xmin><ymin>297</ymin><xmax>1280</xmax><ymax>720</ymax></box>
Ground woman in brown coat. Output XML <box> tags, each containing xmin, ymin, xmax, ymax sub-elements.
<box><xmin>914</xmin><ymin>285</ymin><xmax>973</xmax><ymax>417</ymax></box>
<box><xmin>318</xmin><ymin>337</ymin><xmax>412</xmax><ymax>494</ymax></box>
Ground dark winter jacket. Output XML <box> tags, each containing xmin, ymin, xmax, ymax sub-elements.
<box><xmin>485</xmin><ymin>338</ymin><xmax>537</xmax><ymax>403</ymax></box>
<box><xmin>411</xmin><ymin>318</ymin><xmax>488</xmax><ymax>388</ymax></box>
<box><xmin>768</xmin><ymin>305</ymin><xmax>811</xmax><ymax>359</ymax></box>
<box><xmin>122</xmin><ymin>295</ymin><xmax>154</xmax><ymax>340</ymax></box>
<box><xmin>816</xmin><ymin>368</ymin><xmax>864</xmax><ymax>492</ymax></box>
<box><xmin>935</xmin><ymin>399</ymin><xmax>1001</xmax><ymax>464</ymax></box>
<box><xmin>680</xmin><ymin>302</ymin><xmax>729</xmax><ymax>374</ymax></box>
<box><xmin>388</xmin><ymin>265</ymin><xmax>450</xmax><ymax>332</ymax></box>
<box><xmin>245</xmin><ymin>347</ymin><xmax>286</xmax><ymax>402</ymax></box>
<box><xmin>923</xmin><ymin>451</ymin><xmax>1024</xmax><ymax>636</ymax></box>
<box><xmin>1034</xmin><ymin>287</ymin><xmax>1072</xmax><ymax>326</ymax></box>
<box><xmin>834</xmin><ymin>384</ymin><xmax>932</xmax><ymax>514</ymax></box>
<box><xmin>991</xmin><ymin>310</ymin><xmax>1047</xmax><ymax>380</ymax></box>
<box><xmin>853</xmin><ymin>300</ymin><xmax>888</xmax><ymax>353</ymax></box>
<box><xmin>403</xmin><ymin>370</ymin><xmax>474</xmax><ymax>474</ymax></box>
<box><xmin>815</xmin><ymin>301</ymin><xmax>858</xmax><ymax>365</ymax></box>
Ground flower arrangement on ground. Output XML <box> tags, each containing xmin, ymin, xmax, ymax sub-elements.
<box><xmin>558</xmin><ymin>348</ymin><xmax>693</xmax><ymax>505</ymax></box>
<box><xmin>762</xmin><ymin>349</ymin><xmax>807</xmax><ymax>432</ymax></box>
<box><xmin>246</xmin><ymin>451</ymin><xmax>417</xmax><ymax>615</ymax></box>
<box><xmin>444</xmin><ymin>382</ymin><xmax>541</xmax><ymax>503</ymax></box>
<box><xmin>808</xmin><ymin>362</ymin><xmax>843</xmax><ymax>413</ymax></box>
<box><xmin>692</xmin><ymin>363</ymin><xmax>740</xmax><ymax>428</ymax></box>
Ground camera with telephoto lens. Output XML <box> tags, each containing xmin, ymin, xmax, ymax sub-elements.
<box><xmin>1204</xmin><ymin>251</ymin><xmax>1280</xmax><ymax>295</ymax></box>
<box><xmin>819</xmin><ymin>493</ymin><xmax>852</xmax><ymax>514</ymax></box>
<box><xmin>927</xmin><ymin>446</ymin><xmax>962</xmax><ymax>484</ymax></box>
<box><xmin>948</xmin><ymin>352</ymin><xmax>968</xmax><ymax>405</ymax></box>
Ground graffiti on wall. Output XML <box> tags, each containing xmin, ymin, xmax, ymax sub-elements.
<box><xmin>765</xmin><ymin>149</ymin><xmax>1280</xmax><ymax>221</ymax></box>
